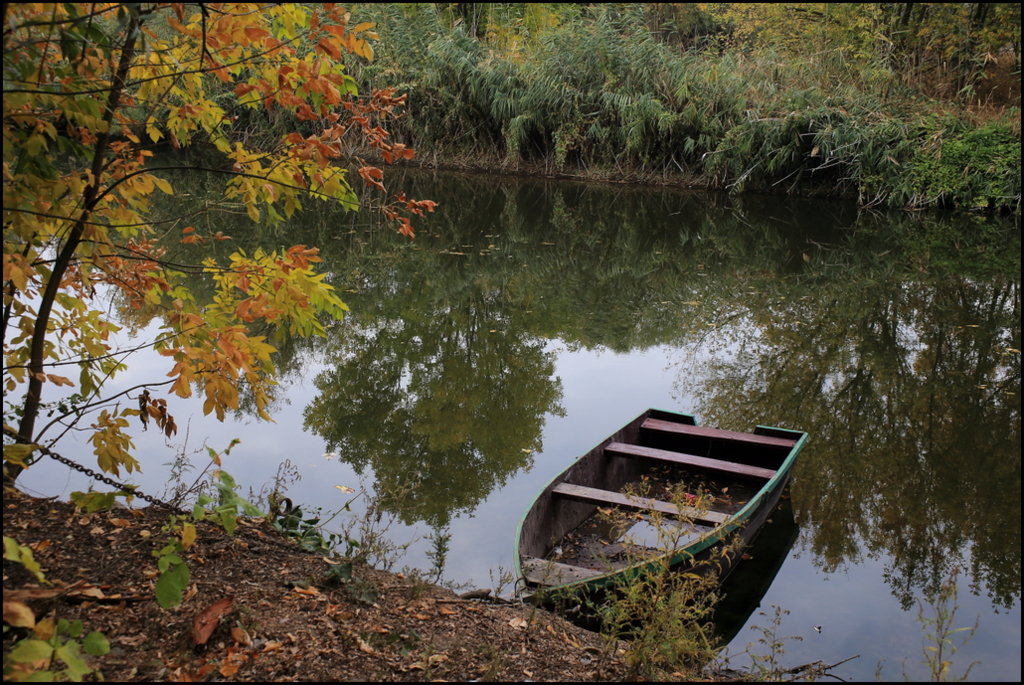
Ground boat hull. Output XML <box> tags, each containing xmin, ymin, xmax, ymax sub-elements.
<box><xmin>514</xmin><ymin>408</ymin><xmax>807</xmax><ymax>606</ymax></box>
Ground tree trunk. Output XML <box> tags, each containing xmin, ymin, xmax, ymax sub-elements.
<box><xmin>7</xmin><ymin>11</ymin><xmax>141</xmax><ymax>483</ymax></box>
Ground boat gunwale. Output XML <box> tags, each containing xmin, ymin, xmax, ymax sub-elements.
<box><xmin>513</xmin><ymin>408</ymin><xmax>808</xmax><ymax>597</ymax></box>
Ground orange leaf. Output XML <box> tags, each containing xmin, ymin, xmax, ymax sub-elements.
<box><xmin>219</xmin><ymin>661</ymin><xmax>241</xmax><ymax>678</ymax></box>
<box><xmin>193</xmin><ymin>596</ymin><xmax>234</xmax><ymax>646</ymax></box>
<box><xmin>243</xmin><ymin>27</ymin><xmax>269</xmax><ymax>42</ymax></box>
<box><xmin>358</xmin><ymin>166</ymin><xmax>386</xmax><ymax>191</ymax></box>
<box><xmin>231</xmin><ymin>626</ymin><xmax>253</xmax><ymax>646</ymax></box>
<box><xmin>317</xmin><ymin>37</ymin><xmax>342</xmax><ymax>60</ymax></box>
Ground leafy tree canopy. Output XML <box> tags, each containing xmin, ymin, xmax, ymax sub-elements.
<box><xmin>2</xmin><ymin>3</ymin><xmax>434</xmax><ymax>482</ymax></box>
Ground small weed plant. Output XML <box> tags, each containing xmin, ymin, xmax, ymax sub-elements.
<box><xmin>3</xmin><ymin>537</ymin><xmax>110</xmax><ymax>681</ymax></box>
<box><xmin>151</xmin><ymin>442</ymin><xmax>262</xmax><ymax>608</ymax></box>
<box><xmin>590</xmin><ymin>480</ymin><xmax>736</xmax><ymax>680</ymax></box>
<box><xmin>3</xmin><ymin>617</ymin><xmax>111</xmax><ymax>682</ymax></box>
<box><xmin>746</xmin><ymin>605</ymin><xmax>803</xmax><ymax>681</ymax></box>
<box><xmin>915</xmin><ymin>569</ymin><xmax>980</xmax><ymax>682</ymax></box>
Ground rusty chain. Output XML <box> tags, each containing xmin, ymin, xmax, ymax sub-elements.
<box><xmin>6</xmin><ymin>435</ymin><xmax>516</xmax><ymax>600</ymax></box>
<box><xmin>4</xmin><ymin>432</ymin><xmax>321</xmax><ymax>556</ymax></box>
<box><xmin>37</xmin><ymin>442</ymin><xmax>183</xmax><ymax>511</ymax></box>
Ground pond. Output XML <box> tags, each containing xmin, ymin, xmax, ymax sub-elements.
<box><xmin>16</xmin><ymin>167</ymin><xmax>1021</xmax><ymax>681</ymax></box>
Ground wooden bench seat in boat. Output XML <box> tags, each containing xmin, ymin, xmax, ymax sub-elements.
<box><xmin>642</xmin><ymin>418</ymin><xmax>797</xmax><ymax>448</ymax></box>
<box><xmin>551</xmin><ymin>482</ymin><xmax>729</xmax><ymax>526</ymax></box>
<box><xmin>604</xmin><ymin>442</ymin><xmax>777</xmax><ymax>480</ymax></box>
<box><xmin>520</xmin><ymin>557</ymin><xmax>605</xmax><ymax>586</ymax></box>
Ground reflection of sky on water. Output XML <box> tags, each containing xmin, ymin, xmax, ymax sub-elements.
<box><xmin>17</xmin><ymin>336</ymin><xmax>1018</xmax><ymax>682</ymax></box>
<box><xmin>721</xmin><ymin>546</ymin><xmax>1021</xmax><ymax>682</ymax></box>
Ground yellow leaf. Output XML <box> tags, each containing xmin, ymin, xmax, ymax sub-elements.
<box><xmin>3</xmin><ymin>443</ymin><xmax>39</xmax><ymax>467</ymax></box>
<box><xmin>45</xmin><ymin>374</ymin><xmax>75</xmax><ymax>387</ymax></box>
<box><xmin>153</xmin><ymin>176</ymin><xmax>173</xmax><ymax>195</ymax></box>
<box><xmin>3</xmin><ymin>600</ymin><xmax>36</xmax><ymax>628</ymax></box>
<box><xmin>181</xmin><ymin>523</ymin><xmax>197</xmax><ymax>550</ymax></box>
<box><xmin>34</xmin><ymin>616</ymin><xmax>57</xmax><ymax>640</ymax></box>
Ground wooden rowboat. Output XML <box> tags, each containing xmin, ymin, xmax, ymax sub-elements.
<box><xmin>514</xmin><ymin>408</ymin><xmax>807</xmax><ymax>603</ymax></box>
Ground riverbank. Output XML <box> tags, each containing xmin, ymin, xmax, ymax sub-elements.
<box><xmin>3</xmin><ymin>489</ymin><xmax>636</xmax><ymax>681</ymax></box>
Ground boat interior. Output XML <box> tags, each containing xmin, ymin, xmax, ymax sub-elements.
<box><xmin>519</xmin><ymin>410</ymin><xmax>801</xmax><ymax>589</ymax></box>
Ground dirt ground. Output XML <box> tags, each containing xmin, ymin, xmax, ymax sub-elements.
<box><xmin>4</xmin><ymin>489</ymin><xmax>640</xmax><ymax>682</ymax></box>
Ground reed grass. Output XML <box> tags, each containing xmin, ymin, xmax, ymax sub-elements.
<box><xmin>350</xmin><ymin>4</ymin><xmax>1019</xmax><ymax>212</ymax></box>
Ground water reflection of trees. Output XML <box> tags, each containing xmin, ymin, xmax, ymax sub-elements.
<box><xmin>301</xmin><ymin>249</ymin><xmax>565</xmax><ymax>528</ymax></box>
<box><xmin>690</xmin><ymin>257</ymin><xmax>1020</xmax><ymax>609</ymax></box>
<box><xmin>152</xmin><ymin>166</ymin><xmax>1019</xmax><ymax>608</ymax></box>
<box><xmin>295</xmin><ymin>171</ymin><xmax>844</xmax><ymax>529</ymax></box>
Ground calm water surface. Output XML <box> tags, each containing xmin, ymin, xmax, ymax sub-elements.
<box><xmin>18</xmin><ymin>169</ymin><xmax>1021</xmax><ymax>681</ymax></box>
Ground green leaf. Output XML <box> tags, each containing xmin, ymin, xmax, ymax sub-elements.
<box><xmin>217</xmin><ymin>508</ymin><xmax>238</xmax><ymax>535</ymax></box>
<box><xmin>69</xmin><ymin>491</ymin><xmax>118</xmax><ymax>513</ymax></box>
<box><xmin>82</xmin><ymin>632</ymin><xmax>110</xmax><ymax>657</ymax></box>
<box><xmin>54</xmin><ymin>640</ymin><xmax>90</xmax><ymax>681</ymax></box>
<box><xmin>3</xmin><ymin>535</ymin><xmax>47</xmax><ymax>583</ymax></box>
<box><xmin>157</xmin><ymin>553</ymin><xmax>182</xmax><ymax>572</ymax></box>
<box><xmin>3</xmin><ymin>443</ymin><xmax>39</xmax><ymax>467</ymax></box>
<box><xmin>64</xmin><ymin>619</ymin><xmax>84</xmax><ymax>638</ymax></box>
<box><xmin>9</xmin><ymin>638</ymin><xmax>55</xmax><ymax>663</ymax></box>
<box><xmin>324</xmin><ymin>562</ymin><xmax>353</xmax><ymax>584</ymax></box>
<box><xmin>154</xmin><ymin>561</ymin><xmax>190</xmax><ymax>608</ymax></box>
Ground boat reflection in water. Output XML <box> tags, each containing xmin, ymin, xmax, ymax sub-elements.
<box><xmin>711</xmin><ymin>495</ymin><xmax>799</xmax><ymax>646</ymax></box>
